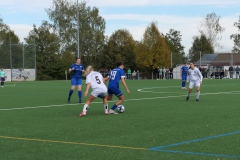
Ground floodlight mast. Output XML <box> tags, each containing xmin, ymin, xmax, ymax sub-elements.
<box><xmin>200</xmin><ymin>51</ymin><xmax>201</xmax><ymax>67</ymax></box>
<box><xmin>77</xmin><ymin>0</ymin><xmax>80</xmax><ymax>58</ymax></box>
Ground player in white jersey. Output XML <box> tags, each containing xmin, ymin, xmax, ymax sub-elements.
<box><xmin>186</xmin><ymin>62</ymin><xmax>203</xmax><ymax>102</ymax></box>
<box><xmin>79</xmin><ymin>66</ymin><xmax>109</xmax><ymax>117</ymax></box>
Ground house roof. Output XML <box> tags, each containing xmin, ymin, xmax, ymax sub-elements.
<box><xmin>194</xmin><ymin>53</ymin><xmax>240</xmax><ymax>66</ymax></box>
<box><xmin>194</xmin><ymin>54</ymin><xmax>218</xmax><ymax>66</ymax></box>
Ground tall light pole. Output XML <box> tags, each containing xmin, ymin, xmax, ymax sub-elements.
<box><xmin>34</xmin><ymin>34</ymin><xmax>37</xmax><ymax>80</ymax></box>
<box><xmin>77</xmin><ymin>0</ymin><xmax>80</xmax><ymax>58</ymax></box>
<box><xmin>200</xmin><ymin>51</ymin><xmax>202</xmax><ymax>67</ymax></box>
<box><xmin>22</xmin><ymin>43</ymin><xmax>24</xmax><ymax>69</ymax></box>
<box><xmin>9</xmin><ymin>29</ymin><xmax>12</xmax><ymax>82</ymax></box>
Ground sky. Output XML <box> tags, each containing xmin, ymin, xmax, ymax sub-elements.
<box><xmin>0</xmin><ymin>0</ymin><xmax>240</xmax><ymax>53</ymax></box>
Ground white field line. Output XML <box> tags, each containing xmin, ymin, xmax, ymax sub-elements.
<box><xmin>3</xmin><ymin>84</ymin><xmax>16</xmax><ymax>87</ymax></box>
<box><xmin>139</xmin><ymin>91</ymin><xmax>184</xmax><ymax>93</ymax></box>
<box><xmin>0</xmin><ymin>100</ymin><xmax>116</xmax><ymax>111</ymax></box>
<box><xmin>1</xmin><ymin>91</ymin><xmax>240</xmax><ymax>111</ymax></box>
<box><xmin>137</xmin><ymin>84</ymin><xmax>238</xmax><ymax>91</ymax></box>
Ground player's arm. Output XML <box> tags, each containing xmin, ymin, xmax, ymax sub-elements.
<box><xmin>69</xmin><ymin>67</ymin><xmax>74</xmax><ymax>72</ymax></box>
<box><xmin>103</xmin><ymin>76</ymin><xmax>109</xmax><ymax>83</ymax></box>
<box><xmin>121</xmin><ymin>77</ymin><xmax>130</xmax><ymax>94</ymax></box>
<box><xmin>103</xmin><ymin>71</ymin><xmax>111</xmax><ymax>83</ymax></box>
<box><xmin>84</xmin><ymin>83</ymin><xmax>91</xmax><ymax>96</ymax></box>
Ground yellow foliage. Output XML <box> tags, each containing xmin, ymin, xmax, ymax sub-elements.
<box><xmin>135</xmin><ymin>22</ymin><xmax>171</xmax><ymax>70</ymax></box>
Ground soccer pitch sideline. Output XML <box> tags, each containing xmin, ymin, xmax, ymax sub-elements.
<box><xmin>0</xmin><ymin>79</ymin><xmax>239</xmax><ymax>160</ymax></box>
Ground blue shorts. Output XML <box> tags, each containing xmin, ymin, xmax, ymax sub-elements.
<box><xmin>71</xmin><ymin>77</ymin><xmax>82</xmax><ymax>86</ymax></box>
<box><xmin>108</xmin><ymin>86</ymin><xmax>122</xmax><ymax>97</ymax></box>
<box><xmin>1</xmin><ymin>77</ymin><xmax>5</xmax><ymax>82</ymax></box>
<box><xmin>182</xmin><ymin>76</ymin><xmax>187</xmax><ymax>81</ymax></box>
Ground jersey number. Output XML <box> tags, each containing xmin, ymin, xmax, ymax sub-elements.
<box><xmin>110</xmin><ymin>71</ymin><xmax>117</xmax><ymax>80</ymax></box>
<box><xmin>95</xmin><ymin>76</ymin><xmax>101</xmax><ymax>84</ymax></box>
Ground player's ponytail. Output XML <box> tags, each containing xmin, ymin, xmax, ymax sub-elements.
<box><xmin>84</xmin><ymin>65</ymin><xmax>93</xmax><ymax>76</ymax></box>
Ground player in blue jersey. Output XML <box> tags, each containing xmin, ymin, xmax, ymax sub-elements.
<box><xmin>68</xmin><ymin>58</ymin><xmax>85</xmax><ymax>103</ymax></box>
<box><xmin>181</xmin><ymin>63</ymin><xmax>188</xmax><ymax>89</ymax></box>
<box><xmin>105</xmin><ymin>61</ymin><xmax>130</xmax><ymax>114</ymax></box>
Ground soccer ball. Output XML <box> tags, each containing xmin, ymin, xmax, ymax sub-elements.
<box><xmin>117</xmin><ymin>105</ymin><xmax>125</xmax><ymax>113</ymax></box>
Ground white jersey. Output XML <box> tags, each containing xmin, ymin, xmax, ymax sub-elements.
<box><xmin>187</xmin><ymin>67</ymin><xmax>203</xmax><ymax>82</ymax></box>
<box><xmin>86</xmin><ymin>71</ymin><xmax>107</xmax><ymax>91</ymax></box>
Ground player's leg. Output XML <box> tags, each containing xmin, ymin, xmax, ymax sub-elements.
<box><xmin>102</xmin><ymin>89</ymin><xmax>109</xmax><ymax>114</ymax></box>
<box><xmin>102</xmin><ymin>96</ymin><xmax>109</xmax><ymax>114</ymax></box>
<box><xmin>186</xmin><ymin>81</ymin><xmax>194</xmax><ymax>101</ymax></box>
<box><xmin>79</xmin><ymin>94</ymin><xmax>96</xmax><ymax>117</ymax></box>
<box><xmin>77</xmin><ymin>85</ymin><xmax>82</xmax><ymax>103</ymax></box>
<box><xmin>107</xmin><ymin>94</ymin><xmax>113</xmax><ymax>100</ymax></box>
<box><xmin>109</xmin><ymin>88</ymin><xmax>124</xmax><ymax>114</ymax></box>
<box><xmin>107</xmin><ymin>88</ymin><xmax>113</xmax><ymax>100</ymax></box>
<box><xmin>1</xmin><ymin>77</ymin><xmax>5</xmax><ymax>87</ymax></box>
<box><xmin>182</xmin><ymin>76</ymin><xmax>187</xmax><ymax>89</ymax></box>
<box><xmin>107</xmin><ymin>88</ymin><xmax>118</xmax><ymax>113</ymax></box>
<box><xmin>1</xmin><ymin>78</ymin><xmax>3</xmax><ymax>87</ymax></box>
<box><xmin>195</xmin><ymin>81</ymin><xmax>201</xmax><ymax>101</ymax></box>
<box><xmin>77</xmin><ymin>78</ymin><xmax>82</xmax><ymax>103</ymax></box>
<box><xmin>116</xmin><ymin>95</ymin><xmax>124</xmax><ymax>106</ymax></box>
<box><xmin>68</xmin><ymin>78</ymin><xmax>76</xmax><ymax>103</ymax></box>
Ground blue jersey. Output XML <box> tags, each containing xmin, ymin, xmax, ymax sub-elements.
<box><xmin>70</xmin><ymin>63</ymin><xmax>84</xmax><ymax>78</ymax></box>
<box><xmin>181</xmin><ymin>66</ymin><xmax>188</xmax><ymax>76</ymax></box>
<box><xmin>108</xmin><ymin>67</ymin><xmax>125</xmax><ymax>88</ymax></box>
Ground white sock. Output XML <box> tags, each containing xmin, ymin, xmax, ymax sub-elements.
<box><xmin>83</xmin><ymin>104</ymin><xmax>89</xmax><ymax>112</ymax></box>
<box><xmin>196</xmin><ymin>91</ymin><xmax>200</xmax><ymax>99</ymax></box>
<box><xmin>104</xmin><ymin>104</ymin><xmax>108</xmax><ymax>111</ymax></box>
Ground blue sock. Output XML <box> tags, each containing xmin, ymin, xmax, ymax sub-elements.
<box><xmin>78</xmin><ymin>91</ymin><xmax>82</xmax><ymax>100</ymax></box>
<box><xmin>68</xmin><ymin>90</ymin><xmax>73</xmax><ymax>98</ymax></box>
<box><xmin>111</xmin><ymin>104</ymin><xmax>118</xmax><ymax>110</ymax></box>
<box><xmin>183</xmin><ymin>82</ymin><xmax>186</xmax><ymax>87</ymax></box>
<box><xmin>97</xmin><ymin>94</ymin><xmax>103</xmax><ymax>98</ymax></box>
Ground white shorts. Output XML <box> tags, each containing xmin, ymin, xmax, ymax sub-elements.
<box><xmin>91</xmin><ymin>87</ymin><xmax>108</xmax><ymax>97</ymax></box>
<box><xmin>189</xmin><ymin>80</ymin><xmax>201</xmax><ymax>89</ymax></box>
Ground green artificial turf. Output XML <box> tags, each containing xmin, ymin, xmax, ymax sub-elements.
<box><xmin>0</xmin><ymin>79</ymin><xmax>239</xmax><ymax>160</ymax></box>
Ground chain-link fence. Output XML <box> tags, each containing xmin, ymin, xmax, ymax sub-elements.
<box><xmin>0</xmin><ymin>43</ymin><xmax>36</xmax><ymax>81</ymax></box>
<box><xmin>123</xmin><ymin>66</ymin><xmax>240</xmax><ymax>80</ymax></box>
<box><xmin>123</xmin><ymin>71</ymin><xmax>240</xmax><ymax>80</ymax></box>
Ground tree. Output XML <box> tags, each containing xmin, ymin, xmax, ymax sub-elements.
<box><xmin>0</xmin><ymin>16</ymin><xmax>3</xmax><ymax>25</ymax></box>
<box><xmin>188</xmin><ymin>34</ymin><xmax>214</xmax><ymax>62</ymax></box>
<box><xmin>135</xmin><ymin>42</ymin><xmax>151</xmax><ymax>70</ymax></box>
<box><xmin>136</xmin><ymin>22</ymin><xmax>171</xmax><ymax>71</ymax></box>
<box><xmin>199</xmin><ymin>12</ymin><xmax>225</xmax><ymax>52</ymax></box>
<box><xmin>230</xmin><ymin>16</ymin><xmax>240</xmax><ymax>53</ymax></box>
<box><xmin>0</xmin><ymin>25</ymin><xmax>11</xmax><ymax>68</ymax></box>
<box><xmin>165</xmin><ymin>29</ymin><xmax>186</xmax><ymax>67</ymax></box>
<box><xmin>25</xmin><ymin>21</ymin><xmax>61</xmax><ymax>80</ymax></box>
<box><xmin>102</xmin><ymin>29</ymin><xmax>136</xmax><ymax>70</ymax></box>
<box><xmin>46</xmin><ymin>0</ymin><xmax>106</xmax><ymax>65</ymax></box>
<box><xmin>0</xmin><ymin>20</ymin><xmax>20</xmax><ymax>68</ymax></box>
